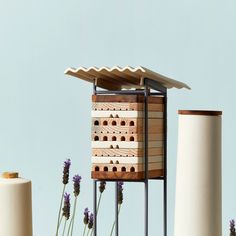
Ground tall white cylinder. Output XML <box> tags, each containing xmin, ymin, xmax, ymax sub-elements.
<box><xmin>174</xmin><ymin>110</ymin><xmax>222</xmax><ymax>236</ymax></box>
<box><xmin>0</xmin><ymin>173</ymin><xmax>33</xmax><ymax>236</ymax></box>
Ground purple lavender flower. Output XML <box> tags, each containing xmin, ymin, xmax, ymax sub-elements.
<box><xmin>230</xmin><ymin>219</ymin><xmax>236</xmax><ymax>236</ymax></box>
<box><xmin>83</xmin><ymin>208</ymin><xmax>90</xmax><ymax>225</ymax></box>
<box><xmin>62</xmin><ymin>192</ymin><xmax>71</xmax><ymax>220</ymax></box>
<box><xmin>73</xmin><ymin>174</ymin><xmax>82</xmax><ymax>197</ymax></box>
<box><xmin>63</xmin><ymin>159</ymin><xmax>71</xmax><ymax>184</ymax></box>
<box><xmin>88</xmin><ymin>213</ymin><xmax>94</xmax><ymax>229</ymax></box>
<box><xmin>117</xmin><ymin>181</ymin><xmax>124</xmax><ymax>205</ymax></box>
<box><xmin>99</xmin><ymin>181</ymin><xmax>106</xmax><ymax>193</ymax></box>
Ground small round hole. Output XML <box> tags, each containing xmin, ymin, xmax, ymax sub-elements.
<box><xmin>94</xmin><ymin>120</ymin><xmax>99</xmax><ymax>126</ymax></box>
<box><xmin>103</xmin><ymin>121</ymin><xmax>108</xmax><ymax>126</ymax></box>
<box><xmin>121</xmin><ymin>167</ymin><xmax>126</xmax><ymax>172</ymax></box>
<box><xmin>112</xmin><ymin>121</ymin><xmax>117</xmax><ymax>126</ymax></box>
<box><xmin>130</xmin><ymin>121</ymin><xmax>134</xmax><ymax>126</ymax></box>
<box><xmin>130</xmin><ymin>167</ymin><xmax>135</xmax><ymax>172</ymax></box>
<box><xmin>130</xmin><ymin>136</ymin><xmax>134</xmax><ymax>141</ymax></box>
<box><xmin>120</xmin><ymin>121</ymin><xmax>126</xmax><ymax>126</ymax></box>
<box><xmin>104</xmin><ymin>167</ymin><xmax>108</xmax><ymax>171</ymax></box>
<box><xmin>95</xmin><ymin>166</ymin><xmax>99</xmax><ymax>171</ymax></box>
<box><xmin>112</xmin><ymin>167</ymin><xmax>117</xmax><ymax>172</ymax></box>
<box><xmin>94</xmin><ymin>136</ymin><xmax>99</xmax><ymax>141</ymax></box>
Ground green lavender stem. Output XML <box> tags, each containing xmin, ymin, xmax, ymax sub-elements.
<box><xmin>109</xmin><ymin>204</ymin><xmax>121</xmax><ymax>236</ymax></box>
<box><xmin>82</xmin><ymin>224</ymin><xmax>87</xmax><ymax>236</ymax></box>
<box><xmin>86</xmin><ymin>229</ymin><xmax>91</xmax><ymax>236</ymax></box>
<box><xmin>90</xmin><ymin>192</ymin><xmax>103</xmax><ymax>236</ymax></box>
<box><xmin>56</xmin><ymin>184</ymin><xmax>66</xmax><ymax>236</ymax></box>
<box><xmin>70</xmin><ymin>197</ymin><xmax>77</xmax><ymax>236</ymax></box>
<box><xmin>62</xmin><ymin>218</ymin><xmax>67</xmax><ymax>236</ymax></box>
<box><xmin>67</xmin><ymin>196</ymin><xmax>78</xmax><ymax>236</ymax></box>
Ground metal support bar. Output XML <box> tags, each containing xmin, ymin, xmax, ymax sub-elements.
<box><xmin>145</xmin><ymin>79</ymin><xmax>167</xmax><ymax>94</ymax></box>
<box><xmin>144</xmin><ymin>79</ymin><xmax>149</xmax><ymax>236</ymax></box>
<box><xmin>115</xmin><ymin>182</ymin><xmax>119</xmax><ymax>236</ymax></box>
<box><xmin>95</xmin><ymin>89</ymin><xmax>145</xmax><ymax>95</ymax></box>
<box><xmin>163</xmin><ymin>95</ymin><xmax>168</xmax><ymax>236</ymax></box>
<box><xmin>93</xmin><ymin>180</ymin><xmax>97</xmax><ymax>236</ymax></box>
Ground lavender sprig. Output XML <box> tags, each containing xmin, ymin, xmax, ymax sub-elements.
<box><xmin>62</xmin><ymin>193</ymin><xmax>71</xmax><ymax>220</ymax></box>
<box><xmin>230</xmin><ymin>219</ymin><xmax>236</xmax><ymax>236</ymax></box>
<box><xmin>89</xmin><ymin>181</ymin><xmax>107</xmax><ymax>236</ymax></box>
<box><xmin>117</xmin><ymin>181</ymin><xmax>124</xmax><ymax>205</ymax></box>
<box><xmin>84</xmin><ymin>208</ymin><xmax>90</xmax><ymax>225</ymax></box>
<box><xmin>61</xmin><ymin>193</ymin><xmax>70</xmax><ymax>236</ymax></box>
<box><xmin>67</xmin><ymin>174</ymin><xmax>82</xmax><ymax>236</ymax></box>
<box><xmin>56</xmin><ymin>159</ymin><xmax>71</xmax><ymax>236</ymax></box>
<box><xmin>109</xmin><ymin>182</ymin><xmax>124</xmax><ymax>236</ymax></box>
<box><xmin>88</xmin><ymin>213</ymin><xmax>94</xmax><ymax>229</ymax></box>
<box><xmin>86</xmin><ymin>213</ymin><xmax>94</xmax><ymax>236</ymax></box>
<box><xmin>73</xmin><ymin>174</ymin><xmax>82</xmax><ymax>197</ymax></box>
<box><xmin>63</xmin><ymin>159</ymin><xmax>71</xmax><ymax>185</ymax></box>
<box><xmin>83</xmin><ymin>208</ymin><xmax>90</xmax><ymax>236</ymax></box>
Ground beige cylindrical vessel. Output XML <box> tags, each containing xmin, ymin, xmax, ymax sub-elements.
<box><xmin>174</xmin><ymin>110</ymin><xmax>222</xmax><ymax>236</ymax></box>
<box><xmin>0</xmin><ymin>172</ymin><xmax>33</xmax><ymax>236</ymax></box>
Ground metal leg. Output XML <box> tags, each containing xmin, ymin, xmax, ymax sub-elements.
<box><xmin>144</xmin><ymin>80</ymin><xmax>149</xmax><ymax>236</ymax></box>
<box><xmin>115</xmin><ymin>182</ymin><xmax>119</xmax><ymax>236</ymax></box>
<box><xmin>93</xmin><ymin>180</ymin><xmax>97</xmax><ymax>236</ymax></box>
<box><xmin>164</xmin><ymin>96</ymin><xmax>167</xmax><ymax>236</ymax></box>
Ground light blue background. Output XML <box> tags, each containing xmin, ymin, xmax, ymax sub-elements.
<box><xmin>0</xmin><ymin>0</ymin><xmax>235</xmax><ymax>235</ymax></box>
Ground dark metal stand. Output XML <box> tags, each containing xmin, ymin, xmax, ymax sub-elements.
<box><xmin>93</xmin><ymin>78</ymin><xmax>167</xmax><ymax>236</ymax></box>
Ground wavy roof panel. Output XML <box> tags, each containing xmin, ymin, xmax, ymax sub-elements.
<box><xmin>64</xmin><ymin>66</ymin><xmax>190</xmax><ymax>90</ymax></box>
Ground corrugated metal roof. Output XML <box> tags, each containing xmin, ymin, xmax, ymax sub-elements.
<box><xmin>64</xmin><ymin>66</ymin><xmax>191</xmax><ymax>90</ymax></box>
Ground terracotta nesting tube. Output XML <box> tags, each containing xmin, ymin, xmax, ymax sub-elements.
<box><xmin>174</xmin><ymin>110</ymin><xmax>222</xmax><ymax>236</ymax></box>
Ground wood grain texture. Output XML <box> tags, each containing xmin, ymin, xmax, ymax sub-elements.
<box><xmin>91</xmin><ymin>169</ymin><xmax>164</xmax><ymax>180</ymax></box>
<box><xmin>92</xmin><ymin>102</ymin><xmax>163</xmax><ymax>112</ymax></box>
<box><xmin>92</xmin><ymin>141</ymin><xmax>163</xmax><ymax>149</ymax></box>
<box><xmin>178</xmin><ymin>110</ymin><xmax>222</xmax><ymax>116</ymax></box>
<box><xmin>92</xmin><ymin>133</ymin><xmax>163</xmax><ymax>142</ymax></box>
<box><xmin>92</xmin><ymin>95</ymin><xmax>164</xmax><ymax>103</ymax></box>
<box><xmin>92</xmin><ymin>162</ymin><xmax>163</xmax><ymax>172</ymax></box>
<box><xmin>92</xmin><ymin>156</ymin><xmax>163</xmax><ymax>164</ymax></box>
<box><xmin>91</xmin><ymin>110</ymin><xmax>163</xmax><ymax>118</ymax></box>
<box><xmin>92</xmin><ymin>147</ymin><xmax>163</xmax><ymax>157</ymax></box>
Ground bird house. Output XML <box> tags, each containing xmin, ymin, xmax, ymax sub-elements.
<box><xmin>65</xmin><ymin>66</ymin><xmax>190</xmax><ymax>180</ymax></box>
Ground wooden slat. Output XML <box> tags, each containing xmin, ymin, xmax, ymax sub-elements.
<box><xmin>92</xmin><ymin>133</ymin><xmax>163</xmax><ymax>142</ymax></box>
<box><xmin>92</xmin><ymin>156</ymin><xmax>163</xmax><ymax>164</ymax></box>
<box><xmin>92</xmin><ymin>125</ymin><xmax>163</xmax><ymax>134</ymax></box>
<box><xmin>92</xmin><ymin>95</ymin><xmax>164</xmax><ymax>103</ymax></box>
<box><xmin>92</xmin><ymin>147</ymin><xmax>163</xmax><ymax>157</ymax></box>
<box><xmin>92</xmin><ymin>162</ymin><xmax>163</xmax><ymax>172</ymax></box>
<box><xmin>91</xmin><ymin>169</ymin><xmax>164</xmax><ymax>180</ymax></box>
<box><xmin>92</xmin><ymin>102</ymin><xmax>163</xmax><ymax>112</ymax></box>
<box><xmin>91</xmin><ymin>110</ymin><xmax>163</xmax><ymax>118</ymax></box>
<box><xmin>92</xmin><ymin>141</ymin><xmax>162</xmax><ymax>149</ymax></box>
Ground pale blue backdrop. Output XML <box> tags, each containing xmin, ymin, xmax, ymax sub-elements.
<box><xmin>0</xmin><ymin>0</ymin><xmax>235</xmax><ymax>235</ymax></box>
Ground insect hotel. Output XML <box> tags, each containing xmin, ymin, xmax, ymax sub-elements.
<box><xmin>65</xmin><ymin>66</ymin><xmax>190</xmax><ymax>236</ymax></box>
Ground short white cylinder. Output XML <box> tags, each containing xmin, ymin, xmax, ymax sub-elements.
<box><xmin>0</xmin><ymin>177</ymin><xmax>33</xmax><ymax>236</ymax></box>
<box><xmin>174</xmin><ymin>110</ymin><xmax>222</xmax><ymax>236</ymax></box>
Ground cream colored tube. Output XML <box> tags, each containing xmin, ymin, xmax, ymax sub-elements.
<box><xmin>0</xmin><ymin>173</ymin><xmax>33</xmax><ymax>236</ymax></box>
<box><xmin>174</xmin><ymin>111</ymin><xmax>222</xmax><ymax>236</ymax></box>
